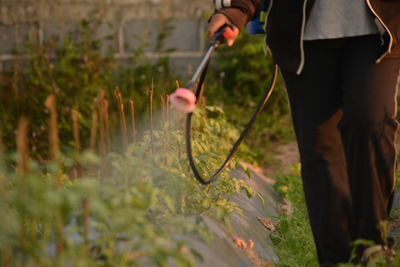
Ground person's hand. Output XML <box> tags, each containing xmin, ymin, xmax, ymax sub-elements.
<box><xmin>207</xmin><ymin>13</ymin><xmax>240</xmax><ymax>46</ymax></box>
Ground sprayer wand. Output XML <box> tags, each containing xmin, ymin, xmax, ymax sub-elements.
<box><xmin>170</xmin><ymin>25</ymin><xmax>234</xmax><ymax>112</ymax></box>
<box><xmin>185</xmin><ymin>25</ymin><xmax>234</xmax><ymax>91</ymax></box>
<box><xmin>170</xmin><ymin>25</ymin><xmax>278</xmax><ymax>185</ymax></box>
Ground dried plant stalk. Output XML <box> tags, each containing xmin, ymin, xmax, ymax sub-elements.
<box><xmin>71</xmin><ymin>110</ymin><xmax>82</xmax><ymax>177</ymax></box>
<box><xmin>98</xmin><ymin>91</ymin><xmax>106</xmax><ymax>158</ymax></box>
<box><xmin>114</xmin><ymin>88</ymin><xmax>128</xmax><ymax>150</ymax></box>
<box><xmin>15</xmin><ymin>118</ymin><xmax>34</xmax><ymax>262</ymax></box>
<box><xmin>90</xmin><ymin>108</ymin><xmax>98</xmax><ymax>152</ymax></box>
<box><xmin>45</xmin><ymin>95</ymin><xmax>64</xmax><ymax>255</ymax></box>
<box><xmin>45</xmin><ymin>95</ymin><xmax>60</xmax><ymax>164</ymax></box>
<box><xmin>16</xmin><ymin>117</ymin><xmax>30</xmax><ymax>175</ymax></box>
<box><xmin>148</xmin><ymin>87</ymin><xmax>154</xmax><ymax>164</ymax></box>
<box><xmin>129</xmin><ymin>100</ymin><xmax>136</xmax><ymax>143</ymax></box>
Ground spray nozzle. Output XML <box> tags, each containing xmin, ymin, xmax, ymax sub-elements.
<box><xmin>169</xmin><ymin>88</ymin><xmax>196</xmax><ymax>113</ymax></box>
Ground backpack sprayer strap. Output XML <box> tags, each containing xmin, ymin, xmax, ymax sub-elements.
<box><xmin>185</xmin><ymin>25</ymin><xmax>278</xmax><ymax>185</ymax></box>
<box><xmin>248</xmin><ymin>0</ymin><xmax>268</xmax><ymax>35</ymax></box>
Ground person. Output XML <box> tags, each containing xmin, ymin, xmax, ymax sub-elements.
<box><xmin>207</xmin><ymin>0</ymin><xmax>400</xmax><ymax>265</ymax></box>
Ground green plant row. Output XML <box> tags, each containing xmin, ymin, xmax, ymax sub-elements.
<box><xmin>0</xmin><ymin>106</ymin><xmax>255</xmax><ymax>266</ymax></box>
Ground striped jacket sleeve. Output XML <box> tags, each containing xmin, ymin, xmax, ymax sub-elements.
<box><xmin>212</xmin><ymin>0</ymin><xmax>262</xmax><ymax>29</ymax></box>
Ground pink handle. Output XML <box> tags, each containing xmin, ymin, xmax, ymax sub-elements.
<box><xmin>170</xmin><ymin>88</ymin><xmax>197</xmax><ymax>113</ymax></box>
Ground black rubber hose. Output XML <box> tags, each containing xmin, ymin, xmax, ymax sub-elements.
<box><xmin>185</xmin><ymin>52</ymin><xmax>279</xmax><ymax>185</ymax></box>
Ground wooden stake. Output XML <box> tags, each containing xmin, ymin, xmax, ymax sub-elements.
<box><xmin>16</xmin><ymin>117</ymin><xmax>30</xmax><ymax>175</ymax></box>
<box><xmin>45</xmin><ymin>95</ymin><xmax>60</xmax><ymax>165</ymax></box>
<box><xmin>114</xmin><ymin>88</ymin><xmax>128</xmax><ymax>150</ymax></box>
<box><xmin>44</xmin><ymin>95</ymin><xmax>64</xmax><ymax>257</ymax></box>
<box><xmin>148</xmin><ymin>86</ymin><xmax>154</xmax><ymax>165</ymax></box>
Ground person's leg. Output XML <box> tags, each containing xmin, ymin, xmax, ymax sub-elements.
<box><xmin>339</xmin><ymin>34</ymin><xmax>400</xmax><ymax>245</ymax></box>
<box><xmin>281</xmin><ymin>39</ymin><xmax>354</xmax><ymax>264</ymax></box>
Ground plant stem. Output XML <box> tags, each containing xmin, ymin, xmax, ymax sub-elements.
<box><xmin>16</xmin><ymin>117</ymin><xmax>30</xmax><ymax>175</ymax></box>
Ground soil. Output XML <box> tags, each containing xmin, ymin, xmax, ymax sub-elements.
<box><xmin>262</xmin><ymin>141</ymin><xmax>300</xmax><ymax>176</ymax></box>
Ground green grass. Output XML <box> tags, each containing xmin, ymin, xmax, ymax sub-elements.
<box><xmin>272</xmin><ymin>164</ymin><xmax>318</xmax><ymax>266</ymax></box>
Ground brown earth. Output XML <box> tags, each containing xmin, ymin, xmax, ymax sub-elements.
<box><xmin>262</xmin><ymin>141</ymin><xmax>300</xmax><ymax>176</ymax></box>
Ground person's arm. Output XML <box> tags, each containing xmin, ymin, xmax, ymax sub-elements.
<box><xmin>208</xmin><ymin>0</ymin><xmax>262</xmax><ymax>46</ymax></box>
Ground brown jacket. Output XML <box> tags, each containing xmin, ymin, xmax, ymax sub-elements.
<box><xmin>212</xmin><ymin>0</ymin><xmax>400</xmax><ymax>74</ymax></box>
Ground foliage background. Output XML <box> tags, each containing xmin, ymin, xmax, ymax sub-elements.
<box><xmin>0</xmin><ymin>16</ymin><xmax>293</xmax><ymax>164</ymax></box>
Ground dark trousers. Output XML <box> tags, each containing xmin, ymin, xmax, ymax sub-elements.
<box><xmin>280</xmin><ymin>34</ymin><xmax>400</xmax><ymax>264</ymax></box>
